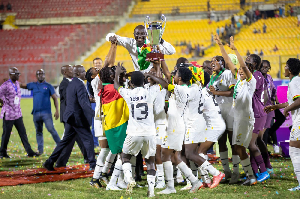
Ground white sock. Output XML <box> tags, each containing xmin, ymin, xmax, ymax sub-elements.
<box><xmin>130</xmin><ymin>157</ymin><xmax>136</xmax><ymax>178</ymax></box>
<box><xmin>93</xmin><ymin>148</ymin><xmax>110</xmax><ymax>179</ymax></box>
<box><xmin>189</xmin><ymin>160</ymin><xmax>198</xmax><ymax>177</ymax></box>
<box><xmin>122</xmin><ymin>162</ymin><xmax>132</xmax><ymax>184</ymax></box>
<box><xmin>147</xmin><ymin>175</ymin><xmax>155</xmax><ymax>193</ymax></box>
<box><xmin>108</xmin><ymin>158</ymin><xmax>122</xmax><ymax>186</ymax></box>
<box><xmin>102</xmin><ymin>151</ymin><xmax>116</xmax><ymax>174</ymax></box>
<box><xmin>156</xmin><ymin>164</ymin><xmax>164</xmax><ymax>183</ymax></box>
<box><xmin>220</xmin><ymin>151</ymin><xmax>230</xmax><ymax>172</ymax></box>
<box><xmin>177</xmin><ymin>161</ymin><xmax>198</xmax><ymax>184</ymax></box>
<box><xmin>240</xmin><ymin>158</ymin><xmax>254</xmax><ymax>176</ymax></box>
<box><xmin>163</xmin><ymin>161</ymin><xmax>174</xmax><ymax>189</ymax></box>
<box><xmin>232</xmin><ymin>155</ymin><xmax>240</xmax><ymax>174</ymax></box>
<box><xmin>289</xmin><ymin>146</ymin><xmax>300</xmax><ymax>186</ymax></box>
<box><xmin>199</xmin><ymin>153</ymin><xmax>208</xmax><ymax>160</ymax></box>
<box><xmin>201</xmin><ymin>160</ymin><xmax>220</xmax><ymax>176</ymax></box>
<box><xmin>176</xmin><ymin>166</ymin><xmax>183</xmax><ymax>181</ymax></box>
<box><xmin>118</xmin><ymin>170</ymin><xmax>125</xmax><ymax>184</ymax></box>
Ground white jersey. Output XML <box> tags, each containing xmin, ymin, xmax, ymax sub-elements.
<box><xmin>119</xmin><ymin>85</ymin><xmax>160</xmax><ymax>136</ymax></box>
<box><xmin>232</xmin><ymin>75</ymin><xmax>256</xmax><ymax>119</ymax></box>
<box><xmin>185</xmin><ymin>84</ymin><xmax>206</xmax><ymax>133</ymax></box>
<box><xmin>166</xmin><ymin>85</ymin><xmax>189</xmax><ymax>134</ymax></box>
<box><xmin>91</xmin><ymin>75</ymin><xmax>101</xmax><ymax>117</ymax></box>
<box><xmin>211</xmin><ymin>69</ymin><xmax>236</xmax><ymax>107</ymax></box>
<box><xmin>288</xmin><ymin>76</ymin><xmax>300</xmax><ymax>122</ymax></box>
<box><xmin>199</xmin><ymin>87</ymin><xmax>225</xmax><ymax>130</ymax></box>
<box><xmin>145</xmin><ymin>84</ymin><xmax>167</xmax><ymax>125</ymax></box>
<box><xmin>106</xmin><ymin>33</ymin><xmax>176</xmax><ymax>73</ymax></box>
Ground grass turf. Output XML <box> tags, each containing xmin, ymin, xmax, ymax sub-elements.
<box><xmin>0</xmin><ymin>98</ymin><xmax>299</xmax><ymax>198</ymax></box>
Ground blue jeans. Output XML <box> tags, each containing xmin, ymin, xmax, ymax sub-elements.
<box><xmin>91</xmin><ymin>103</ymin><xmax>99</xmax><ymax>147</ymax></box>
<box><xmin>33</xmin><ymin>113</ymin><xmax>61</xmax><ymax>153</ymax></box>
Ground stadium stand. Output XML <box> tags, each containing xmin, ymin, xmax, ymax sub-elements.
<box><xmin>2</xmin><ymin>0</ymin><xmax>132</xmax><ymax>19</ymax></box>
<box><xmin>196</xmin><ymin>17</ymin><xmax>300</xmax><ymax>78</ymax></box>
<box><xmin>131</xmin><ymin>0</ymin><xmax>240</xmax><ymax>16</ymax></box>
<box><xmin>84</xmin><ymin>19</ymin><xmax>232</xmax><ymax>70</ymax></box>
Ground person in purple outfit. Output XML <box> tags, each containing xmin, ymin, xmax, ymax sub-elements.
<box><xmin>258</xmin><ymin>60</ymin><xmax>276</xmax><ymax>172</ymax></box>
<box><xmin>245</xmin><ymin>54</ymin><xmax>270</xmax><ymax>182</ymax></box>
<box><xmin>0</xmin><ymin>67</ymin><xmax>39</xmax><ymax>159</ymax></box>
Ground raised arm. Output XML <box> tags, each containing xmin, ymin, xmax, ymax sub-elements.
<box><xmin>114</xmin><ymin>63</ymin><xmax>126</xmax><ymax>91</ymax></box>
<box><xmin>145</xmin><ymin>73</ymin><xmax>168</xmax><ymax>89</ymax></box>
<box><xmin>103</xmin><ymin>39</ymin><xmax>118</xmax><ymax>67</ymax></box>
<box><xmin>229</xmin><ymin>36</ymin><xmax>252</xmax><ymax>80</ymax></box>
<box><xmin>215</xmin><ymin>34</ymin><xmax>237</xmax><ymax>76</ymax></box>
<box><xmin>161</xmin><ymin>60</ymin><xmax>172</xmax><ymax>83</ymax></box>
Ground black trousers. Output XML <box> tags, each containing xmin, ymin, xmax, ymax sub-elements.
<box><xmin>263</xmin><ymin>109</ymin><xmax>286</xmax><ymax>145</ymax></box>
<box><xmin>56</xmin><ymin>123</ymin><xmax>88</xmax><ymax>167</ymax></box>
<box><xmin>48</xmin><ymin>123</ymin><xmax>96</xmax><ymax>168</ymax></box>
<box><xmin>0</xmin><ymin>116</ymin><xmax>34</xmax><ymax>155</ymax></box>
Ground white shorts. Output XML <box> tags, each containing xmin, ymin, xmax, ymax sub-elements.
<box><xmin>290</xmin><ymin>122</ymin><xmax>300</xmax><ymax>141</ymax></box>
<box><xmin>203</xmin><ymin>129</ymin><xmax>224</xmax><ymax>142</ymax></box>
<box><xmin>155</xmin><ymin>124</ymin><xmax>166</xmax><ymax>146</ymax></box>
<box><xmin>94</xmin><ymin>119</ymin><xmax>107</xmax><ymax>140</ymax></box>
<box><xmin>122</xmin><ymin>135</ymin><xmax>156</xmax><ymax>159</ymax></box>
<box><xmin>220</xmin><ymin>105</ymin><xmax>234</xmax><ymax>131</ymax></box>
<box><xmin>184</xmin><ymin>131</ymin><xmax>204</xmax><ymax>144</ymax></box>
<box><xmin>232</xmin><ymin>117</ymin><xmax>254</xmax><ymax>148</ymax></box>
<box><xmin>161</xmin><ymin>133</ymin><xmax>184</xmax><ymax>151</ymax></box>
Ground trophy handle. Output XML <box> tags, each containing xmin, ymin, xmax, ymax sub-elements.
<box><xmin>160</xmin><ymin>14</ymin><xmax>167</xmax><ymax>38</ymax></box>
<box><xmin>144</xmin><ymin>16</ymin><xmax>150</xmax><ymax>33</ymax></box>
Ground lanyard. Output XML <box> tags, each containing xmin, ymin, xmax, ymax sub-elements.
<box><xmin>9</xmin><ymin>79</ymin><xmax>18</xmax><ymax>94</ymax></box>
<box><xmin>208</xmin><ymin>68</ymin><xmax>225</xmax><ymax>87</ymax></box>
<box><xmin>233</xmin><ymin>80</ymin><xmax>241</xmax><ymax>99</ymax></box>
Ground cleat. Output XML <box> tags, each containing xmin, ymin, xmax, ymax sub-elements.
<box><xmin>147</xmin><ymin>190</ymin><xmax>155</xmax><ymax>198</ymax></box>
<box><xmin>221</xmin><ymin>171</ymin><xmax>232</xmax><ymax>183</ymax></box>
<box><xmin>180</xmin><ymin>182</ymin><xmax>192</xmax><ymax>190</ymax></box>
<box><xmin>273</xmin><ymin>145</ymin><xmax>280</xmax><ymax>154</ymax></box>
<box><xmin>229</xmin><ymin>172</ymin><xmax>240</xmax><ymax>184</ymax></box>
<box><xmin>288</xmin><ymin>185</ymin><xmax>300</xmax><ymax>191</ymax></box>
<box><xmin>90</xmin><ymin>178</ymin><xmax>102</xmax><ymax>188</ymax></box>
<box><xmin>189</xmin><ymin>180</ymin><xmax>202</xmax><ymax>193</ymax></box>
<box><xmin>117</xmin><ymin>181</ymin><xmax>127</xmax><ymax>189</ymax></box>
<box><xmin>267</xmin><ymin>168</ymin><xmax>274</xmax><ymax>175</ymax></box>
<box><xmin>157</xmin><ymin>187</ymin><xmax>176</xmax><ymax>195</ymax></box>
<box><xmin>126</xmin><ymin>178</ymin><xmax>136</xmax><ymax>195</ymax></box>
<box><xmin>210</xmin><ymin>172</ymin><xmax>225</xmax><ymax>189</ymax></box>
<box><xmin>99</xmin><ymin>172</ymin><xmax>109</xmax><ymax>187</ymax></box>
<box><xmin>199</xmin><ymin>182</ymin><xmax>210</xmax><ymax>189</ymax></box>
<box><xmin>257</xmin><ymin>171</ymin><xmax>270</xmax><ymax>182</ymax></box>
<box><xmin>155</xmin><ymin>180</ymin><xmax>165</xmax><ymax>189</ymax></box>
<box><xmin>106</xmin><ymin>184</ymin><xmax>122</xmax><ymax>191</ymax></box>
<box><xmin>242</xmin><ymin>176</ymin><xmax>257</xmax><ymax>186</ymax></box>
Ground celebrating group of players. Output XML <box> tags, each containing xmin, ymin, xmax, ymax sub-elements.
<box><xmin>87</xmin><ymin>25</ymin><xmax>300</xmax><ymax>197</ymax></box>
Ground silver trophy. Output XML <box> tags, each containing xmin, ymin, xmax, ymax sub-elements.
<box><xmin>144</xmin><ymin>14</ymin><xmax>167</xmax><ymax>60</ymax></box>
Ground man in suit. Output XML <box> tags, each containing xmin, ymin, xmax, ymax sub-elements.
<box><xmin>44</xmin><ymin>65</ymin><xmax>96</xmax><ymax>170</ymax></box>
<box><xmin>55</xmin><ymin>65</ymin><xmax>88</xmax><ymax>167</ymax></box>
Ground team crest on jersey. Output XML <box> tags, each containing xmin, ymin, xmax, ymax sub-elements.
<box><xmin>236</xmin><ymin>133</ymin><xmax>242</xmax><ymax>142</ymax></box>
<box><xmin>163</xmin><ymin>136</ymin><xmax>168</xmax><ymax>143</ymax></box>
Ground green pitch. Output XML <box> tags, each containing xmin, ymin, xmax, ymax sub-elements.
<box><xmin>0</xmin><ymin>99</ymin><xmax>299</xmax><ymax>198</ymax></box>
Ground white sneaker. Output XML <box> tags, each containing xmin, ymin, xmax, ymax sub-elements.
<box><xmin>157</xmin><ymin>187</ymin><xmax>177</xmax><ymax>194</ymax></box>
<box><xmin>189</xmin><ymin>180</ymin><xmax>202</xmax><ymax>193</ymax></box>
<box><xmin>106</xmin><ymin>184</ymin><xmax>122</xmax><ymax>191</ymax></box>
<box><xmin>273</xmin><ymin>145</ymin><xmax>280</xmax><ymax>154</ymax></box>
<box><xmin>288</xmin><ymin>185</ymin><xmax>300</xmax><ymax>191</ymax></box>
<box><xmin>126</xmin><ymin>178</ymin><xmax>136</xmax><ymax>195</ymax></box>
<box><xmin>155</xmin><ymin>180</ymin><xmax>165</xmax><ymax>189</ymax></box>
<box><xmin>180</xmin><ymin>182</ymin><xmax>192</xmax><ymax>190</ymax></box>
<box><xmin>117</xmin><ymin>181</ymin><xmax>127</xmax><ymax>189</ymax></box>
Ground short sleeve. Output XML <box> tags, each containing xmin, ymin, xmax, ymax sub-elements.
<box><xmin>173</xmin><ymin>85</ymin><xmax>188</xmax><ymax>105</ymax></box>
<box><xmin>48</xmin><ymin>84</ymin><xmax>55</xmax><ymax>95</ymax></box>
<box><xmin>26</xmin><ymin>82</ymin><xmax>34</xmax><ymax>90</ymax></box>
<box><xmin>247</xmin><ymin>75</ymin><xmax>257</xmax><ymax>95</ymax></box>
<box><xmin>118</xmin><ymin>87</ymin><xmax>130</xmax><ymax>102</ymax></box>
<box><xmin>290</xmin><ymin>80</ymin><xmax>300</xmax><ymax>101</ymax></box>
<box><xmin>0</xmin><ymin>82</ymin><xmax>7</xmax><ymax>99</ymax></box>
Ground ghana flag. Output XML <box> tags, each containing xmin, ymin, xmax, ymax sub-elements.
<box><xmin>100</xmin><ymin>84</ymin><xmax>129</xmax><ymax>154</ymax></box>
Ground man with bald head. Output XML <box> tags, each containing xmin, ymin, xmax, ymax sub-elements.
<box><xmin>20</xmin><ymin>69</ymin><xmax>60</xmax><ymax>155</ymax></box>
<box><xmin>44</xmin><ymin>65</ymin><xmax>96</xmax><ymax>171</ymax></box>
<box><xmin>0</xmin><ymin>67</ymin><xmax>39</xmax><ymax>158</ymax></box>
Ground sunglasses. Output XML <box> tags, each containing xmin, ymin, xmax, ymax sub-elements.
<box><xmin>10</xmin><ymin>72</ymin><xmax>21</xmax><ymax>75</ymax></box>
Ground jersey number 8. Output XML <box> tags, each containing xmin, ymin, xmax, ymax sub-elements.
<box><xmin>131</xmin><ymin>103</ymin><xmax>149</xmax><ymax>120</ymax></box>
